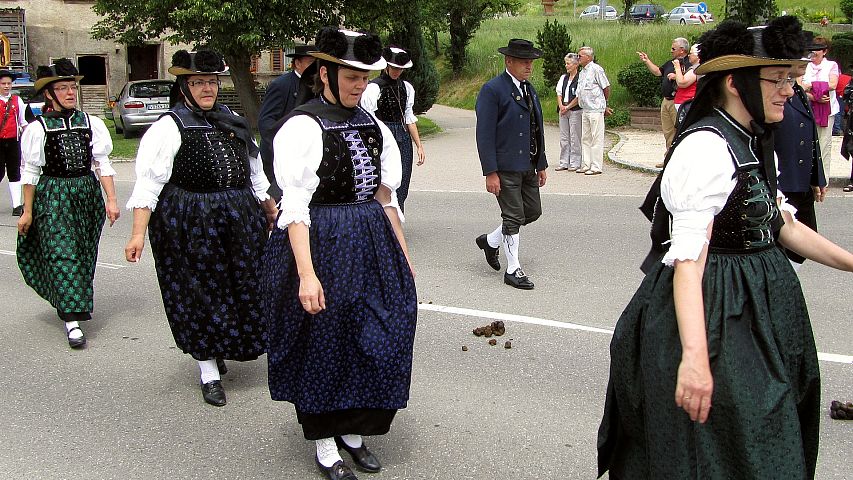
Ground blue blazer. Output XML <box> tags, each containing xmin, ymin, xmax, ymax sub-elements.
<box><xmin>475</xmin><ymin>72</ymin><xmax>547</xmax><ymax>175</ymax></box>
<box><xmin>258</xmin><ymin>71</ymin><xmax>301</xmax><ymax>197</ymax></box>
<box><xmin>775</xmin><ymin>86</ymin><xmax>826</xmax><ymax>192</ymax></box>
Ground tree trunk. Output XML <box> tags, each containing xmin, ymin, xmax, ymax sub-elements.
<box><xmin>448</xmin><ymin>9</ymin><xmax>468</xmax><ymax>76</ymax></box>
<box><xmin>223</xmin><ymin>52</ymin><xmax>260</xmax><ymax>129</ymax></box>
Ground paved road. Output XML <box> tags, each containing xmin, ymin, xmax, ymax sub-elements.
<box><xmin>0</xmin><ymin>105</ymin><xmax>851</xmax><ymax>479</ymax></box>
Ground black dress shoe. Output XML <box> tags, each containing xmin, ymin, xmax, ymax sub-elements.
<box><xmin>216</xmin><ymin>358</ymin><xmax>227</xmax><ymax>375</ymax></box>
<box><xmin>201</xmin><ymin>380</ymin><xmax>226</xmax><ymax>406</ymax></box>
<box><xmin>504</xmin><ymin>268</ymin><xmax>534</xmax><ymax>290</ymax></box>
<box><xmin>335</xmin><ymin>437</ymin><xmax>381</xmax><ymax>473</ymax></box>
<box><xmin>316</xmin><ymin>458</ymin><xmax>359</xmax><ymax>480</ymax></box>
<box><xmin>67</xmin><ymin>327</ymin><xmax>86</xmax><ymax>349</ymax></box>
<box><xmin>12</xmin><ymin>206</ymin><xmax>23</xmax><ymax>216</ymax></box>
<box><xmin>475</xmin><ymin>234</ymin><xmax>501</xmax><ymax>271</ymax></box>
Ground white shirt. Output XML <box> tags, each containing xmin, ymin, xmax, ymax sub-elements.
<box><xmin>125</xmin><ymin>114</ymin><xmax>271</xmax><ymax>211</ymax></box>
<box><xmin>804</xmin><ymin>58</ymin><xmax>840</xmax><ymax>116</ymax></box>
<box><xmin>0</xmin><ymin>94</ymin><xmax>28</xmax><ymax>136</ymax></box>
<box><xmin>20</xmin><ymin>113</ymin><xmax>115</xmax><ymax>185</ymax></box>
<box><xmin>360</xmin><ymin>80</ymin><xmax>418</xmax><ymax>125</ymax></box>
<box><xmin>272</xmin><ymin>107</ymin><xmax>403</xmax><ymax>229</ymax></box>
<box><xmin>660</xmin><ymin>129</ymin><xmax>796</xmax><ymax>266</ymax></box>
<box><xmin>577</xmin><ymin>61</ymin><xmax>610</xmax><ymax>112</ymax></box>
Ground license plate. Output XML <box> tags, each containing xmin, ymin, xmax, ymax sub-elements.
<box><xmin>147</xmin><ymin>103</ymin><xmax>169</xmax><ymax>110</ymax></box>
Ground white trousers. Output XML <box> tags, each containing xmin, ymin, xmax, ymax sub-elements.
<box><xmin>817</xmin><ymin>116</ymin><xmax>834</xmax><ymax>177</ymax></box>
<box><xmin>581</xmin><ymin>110</ymin><xmax>605</xmax><ymax>173</ymax></box>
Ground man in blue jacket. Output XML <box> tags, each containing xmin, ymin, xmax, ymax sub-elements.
<box><xmin>258</xmin><ymin>44</ymin><xmax>315</xmax><ymax>200</ymax></box>
<box><xmin>474</xmin><ymin>38</ymin><xmax>548</xmax><ymax>290</ymax></box>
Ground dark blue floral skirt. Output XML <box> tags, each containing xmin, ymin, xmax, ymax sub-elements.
<box><xmin>148</xmin><ymin>184</ymin><xmax>268</xmax><ymax>361</ymax></box>
<box><xmin>263</xmin><ymin>200</ymin><xmax>417</xmax><ymax>416</ymax></box>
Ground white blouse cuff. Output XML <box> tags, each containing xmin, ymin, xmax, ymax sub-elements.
<box><xmin>777</xmin><ymin>193</ymin><xmax>798</xmax><ymax>223</ymax></box>
<box><xmin>382</xmin><ymin>188</ymin><xmax>405</xmax><ymax>223</ymax></box>
<box><xmin>404</xmin><ymin>113</ymin><xmax>418</xmax><ymax>125</ymax></box>
<box><xmin>125</xmin><ymin>177</ymin><xmax>163</xmax><ymax>211</ymax></box>
<box><xmin>21</xmin><ymin>171</ymin><xmax>40</xmax><ymax>185</ymax></box>
<box><xmin>661</xmin><ymin>209</ymin><xmax>714</xmax><ymax>266</ymax></box>
<box><xmin>94</xmin><ymin>157</ymin><xmax>117</xmax><ymax>177</ymax></box>
<box><xmin>276</xmin><ymin>206</ymin><xmax>311</xmax><ymax>229</ymax></box>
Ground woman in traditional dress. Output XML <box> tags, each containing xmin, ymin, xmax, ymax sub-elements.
<box><xmin>598</xmin><ymin>18</ymin><xmax>853</xmax><ymax>479</ymax></box>
<box><xmin>263</xmin><ymin>28</ymin><xmax>417</xmax><ymax>480</ymax></box>
<box><xmin>360</xmin><ymin>45</ymin><xmax>425</xmax><ymax>212</ymax></box>
<box><xmin>124</xmin><ymin>50</ymin><xmax>277</xmax><ymax>407</ymax></box>
<box><xmin>554</xmin><ymin>52</ymin><xmax>582</xmax><ymax>171</ymax></box>
<box><xmin>17</xmin><ymin>58</ymin><xmax>120</xmax><ymax>349</ymax></box>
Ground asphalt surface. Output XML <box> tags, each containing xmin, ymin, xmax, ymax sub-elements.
<box><xmin>1</xmin><ymin>105</ymin><xmax>851</xmax><ymax>479</ymax></box>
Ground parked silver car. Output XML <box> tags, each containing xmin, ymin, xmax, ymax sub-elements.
<box><xmin>108</xmin><ymin>79</ymin><xmax>173</xmax><ymax>138</ymax></box>
<box><xmin>579</xmin><ymin>4</ymin><xmax>618</xmax><ymax>20</ymax></box>
<box><xmin>664</xmin><ymin>3</ymin><xmax>709</xmax><ymax>25</ymax></box>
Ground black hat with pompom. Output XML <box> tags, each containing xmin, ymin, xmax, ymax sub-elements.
<box><xmin>34</xmin><ymin>58</ymin><xmax>83</xmax><ymax>93</ymax></box>
<box><xmin>383</xmin><ymin>47</ymin><xmax>413</xmax><ymax>69</ymax></box>
<box><xmin>168</xmin><ymin>49</ymin><xmax>228</xmax><ymax>76</ymax></box>
<box><xmin>311</xmin><ymin>27</ymin><xmax>385</xmax><ymax>71</ymax></box>
<box><xmin>696</xmin><ymin>16</ymin><xmax>807</xmax><ymax>75</ymax></box>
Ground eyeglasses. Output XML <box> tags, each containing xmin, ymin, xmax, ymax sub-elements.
<box><xmin>759</xmin><ymin>76</ymin><xmax>796</xmax><ymax>89</ymax></box>
<box><xmin>186</xmin><ymin>80</ymin><xmax>221</xmax><ymax>88</ymax></box>
<box><xmin>53</xmin><ymin>85</ymin><xmax>78</xmax><ymax>93</ymax></box>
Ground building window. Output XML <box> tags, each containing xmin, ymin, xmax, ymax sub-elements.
<box><xmin>270</xmin><ymin>49</ymin><xmax>284</xmax><ymax>72</ymax></box>
<box><xmin>250</xmin><ymin>55</ymin><xmax>258</xmax><ymax>73</ymax></box>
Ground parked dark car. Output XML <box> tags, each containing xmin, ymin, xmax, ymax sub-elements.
<box><xmin>107</xmin><ymin>79</ymin><xmax>173</xmax><ymax>138</ymax></box>
<box><xmin>627</xmin><ymin>4</ymin><xmax>666</xmax><ymax>22</ymax></box>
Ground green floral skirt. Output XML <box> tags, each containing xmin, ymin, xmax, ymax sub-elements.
<box><xmin>598</xmin><ymin>246</ymin><xmax>821</xmax><ymax>479</ymax></box>
<box><xmin>17</xmin><ymin>174</ymin><xmax>105</xmax><ymax>317</ymax></box>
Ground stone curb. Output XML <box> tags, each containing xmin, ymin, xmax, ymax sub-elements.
<box><xmin>605</xmin><ymin>129</ymin><xmax>661</xmax><ymax>175</ymax></box>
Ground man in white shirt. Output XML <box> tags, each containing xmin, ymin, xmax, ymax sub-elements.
<box><xmin>0</xmin><ymin>70</ymin><xmax>27</xmax><ymax>215</ymax></box>
<box><xmin>575</xmin><ymin>47</ymin><xmax>610</xmax><ymax>175</ymax></box>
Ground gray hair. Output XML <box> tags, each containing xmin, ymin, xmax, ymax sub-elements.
<box><xmin>579</xmin><ymin>46</ymin><xmax>594</xmax><ymax>57</ymax></box>
<box><xmin>673</xmin><ymin>37</ymin><xmax>689</xmax><ymax>51</ymax></box>
<box><xmin>564</xmin><ymin>52</ymin><xmax>579</xmax><ymax>63</ymax></box>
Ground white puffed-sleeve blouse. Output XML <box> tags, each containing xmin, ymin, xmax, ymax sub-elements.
<box><xmin>125</xmin><ymin>114</ymin><xmax>271</xmax><ymax>211</ymax></box>
<box><xmin>20</xmin><ymin>114</ymin><xmax>116</xmax><ymax>185</ymax></box>
<box><xmin>360</xmin><ymin>80</ymin><xmax>418</xmax><ymax>125</ymax></box>
<box><xmin>660</xmin><ymin>129</ymin><xmax>796</xmax><ymax>266</ymax></box>
<box><xmin>272</xmin><ymin>108</ymin><xmax>403</xmax><ymax>230</ymax></box>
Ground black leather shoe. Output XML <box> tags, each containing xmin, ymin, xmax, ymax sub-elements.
<box><xmin>504</xmin><ymin>268</ymin><xmax>534</xmax><ymax>290</ymax></box>
<box><xmin>335</xmin><ymin>437</ymin><xmax>381</xmax><ymax>473</ymax></box>
<box><xmin>12</xmin><ymin>206</ymin><xmax>23</xmax><ymax>216</ymax></box>
<box><xmin>67</xmin><ymin>327</ymin><xmax>86</xmax><ymax>349</ymax></box>
<box><xmin>475</xmin><ymin>234</ymin><xmax>501</xmax><ymax>271</ymax></box>
<box><xmin>216</xmin><ymin>358</ymin><xmax>227</xmax><ymax>375</ymax></box>
<box><xmin>201</xmin><ymin>380</ymin><xmax>226</xmax><ymax>406</ymax></box>
<box><xmin>316</xmin><ymin>458</ymin><xmax>359</xmax><ymax>480</ymax></box>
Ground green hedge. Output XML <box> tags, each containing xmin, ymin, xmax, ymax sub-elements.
<box><xmin>617</xmin><ymin>61</ymin><xmax>661</xmax><ymax>108</ymax></box>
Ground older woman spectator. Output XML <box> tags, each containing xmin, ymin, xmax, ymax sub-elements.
<box><xmin>555</xmin><ymin>53</ymin><xmax>582</xmax><ymax>171</ymax></box>
<box><xmin>802</xmin><ymin>36</ymin><xmax>839</xmax><ymax>177</ymax></box>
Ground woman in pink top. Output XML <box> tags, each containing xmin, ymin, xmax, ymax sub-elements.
<box><xmin>802</xmin><ymin>36</ymin><xmax>839</xmax><ymax>176</ymax></box>
<box><xmin>672</xmin><ymin>44</ymin><xmax>700</xmax><ymax>111</ymax></box>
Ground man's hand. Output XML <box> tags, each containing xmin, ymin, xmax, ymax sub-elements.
<box><xmin>538</xmin><ymin>170</ymin><xmax>547</xmax><ymax>187</ymax></box>
<box><xmin>485</xmin><ymin>172</ymin><xmax>501</xmax><ymax>196</ymax></box>
<box><xmin>637</xmin><ymin>51</ymin><xmax>649</xmax><ymax>62</ymax></box>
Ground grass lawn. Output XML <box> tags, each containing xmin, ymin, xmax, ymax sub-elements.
<box><xmin>417</xmin><ymin>115</ymin><xmax>442</xmax><ymax>137</ymax></box>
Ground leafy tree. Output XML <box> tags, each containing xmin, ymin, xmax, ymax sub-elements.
<box><xmin>92</xmin><ymin>0</ymin><xmax>339</xmax><ymax>127</ymax></box>
<box><xmin>386</xmin><ymin>8</ymin><xmax>440</xmax><ymax>113</ymax></box>
<box><xmin>842</xmin><ymin>0</ymin><xmax>853</xmax><ymax>23</ymax></box>
<box><xmin>725</xmin><ymin>0</ymin><xmax>777</xmax><ymax>25</ymax></box>
<box><xmin>423</xmin><ymin>0</ymin><xmax>521</xmax><ymax>76</ymax></box>
<box><xmin>536</xmin><ymin>19</ymin><xmax>572</xmax><ymax>88</ymax></box>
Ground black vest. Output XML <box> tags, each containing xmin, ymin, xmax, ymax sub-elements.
<box><xmin>372</xmin><ymin>74</ymin><xmax>408</xmax><ymax>124</ymax></box>
<box><xmin>38</xmin><ymin>111</ymin><xmax>93</xmax><ymax>178</ymax></box>
<box><xmin>292</xmin><ymin>100</ymin><xmax>383</xmax><ymax>205</ymax></box>
<box><xmin>166</xmin><ymin>104</ymin><xmax>250</xmax><ymax>193</ymax></box>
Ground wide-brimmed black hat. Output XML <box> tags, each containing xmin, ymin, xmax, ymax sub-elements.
<box><xmin>383</xmin><ymin>47</ymin><xmax>413</xmax><ymax>69</ymax></box>
<box><xmin>34</xmin><ymin>59</ymin><xmax>83</xmax><ymax>93</ymax></box>
<box><xmin>804</xmin><ymin>32</ymin><xmax>829</xmax><ymax>51</ymax></box>
<box><xmin>497</xmin><ymin>39</ymin><xmax>542</xmax><ymax>59</ymax></box>
<box><xmin>287</xmin><ymin>44</ymin><xmax>315</xmax><ymax>58</ymax></box>
<box><xmin>695</xmin><ymin>17</ymin><xmax>807</xmax><ymax>75</ymax></box>
<box><xmin>168</xmin><ymin>50</ymin><xmax>228</xmax><ymax>76</ymax></box>
<box><xmin>311</xmin><ymin>27</ymin><xmax>385</xmax><ymax>71</ymax></box>
<box><xmin>0</xmin><ymin>70</ymin><xmax>17</xmax><ymax>81</ymax></box>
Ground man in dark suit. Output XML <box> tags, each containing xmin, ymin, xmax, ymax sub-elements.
<box><xmin>258</xmin><ymin>44</ymin><xmax>315</xmax><ymax>199</ymax></box>
<box><xmin>474</xmin><ymin>38</ymin><xmax>547</xmax><ymax>290</ymax></box>
<box><xmin>775</xmin><ymin>58</ymin><xmax>827</xmax><ymax>272</ymax></box>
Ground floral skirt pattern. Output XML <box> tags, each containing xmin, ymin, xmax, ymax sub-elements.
<box><xmin>148</xmin><ymin>184</ymin><xmax>268</xmax><ymax>361</ymax></box>
<box><xmin>263</xmin><ymin>200</ymin><xmax>418</xmax><ymax>414</ymax></box>
<box><xmin>17</xmin><ymin>173</ymin><xmax>104</xmax><ymax>316</ymax></box>
<box><xmin>598</xmin><ymin>246</ymin><xmax>820</xmax><ymax>479</ymax></box>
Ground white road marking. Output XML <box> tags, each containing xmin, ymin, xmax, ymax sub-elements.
<box><xmin>412</xmin><ymin>188</ymin><xmax>645</xmax><ymax>198</ymax></box>
<box><xmin>0</xmin><ymin>249</ymin><xmax>127</xmax><ymax>269</ymax></box>
<box><xmin>418</xmin><ymin>303</ymin><xmax>853</xmax><ymax>365</ymax></box>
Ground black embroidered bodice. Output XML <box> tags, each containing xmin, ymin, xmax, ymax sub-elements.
<box><xmin>166</xmin><ymin>104</ymin><xmax>249</xmax><ymax>193</ymax></box>
<box><xmin>372</xmin><ymin>74</ymin><xmax>407</xmax><ymax>124</ymax></box>
<box><xmin>295</xmin><ymin>99</ymin><xmax>383</xmax><ymax>205</ymax></box>
<box><xmin>38</xmin><ymin>111</ymin><xmax>93</xmax><ymax>178</ymax></box>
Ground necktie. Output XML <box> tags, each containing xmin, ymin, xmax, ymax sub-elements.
<box><xmin>521</xmin><ymin>81</ymin><xmax>539</xmax><ymax>159</ymax></box>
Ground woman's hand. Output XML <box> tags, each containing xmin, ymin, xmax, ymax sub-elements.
<box><xmin>299</xmin><ymin>273</ymin><xmax>326</xmax><ymax>314</ymax></box>
<box><xmin>105</xmin><ymin>198</ymin><xmax>120</xmax><ymax>226</ymax></box>
<box><xmin>125</xmin><ymin>234</ymin><xmax>145</xmax><ymax>262</ymax></box>
<box><xmin>17</xmin><ymin>210</ymin><xmax>32</xmax><ymax>235</ymax></box>
<box><xmin>416</xmin><ymin>144</ymin><xmax>425</xmax><ymax>166</ymax></box>
<box><xmin>675</xmin><ymin>352</ymin><xmax>714</xmax><ymax>423</ymax></box>
<box><xmin>261</xmin><ymin>199</ymin><xmax>279</xmax><ymax>232</ymax></box>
